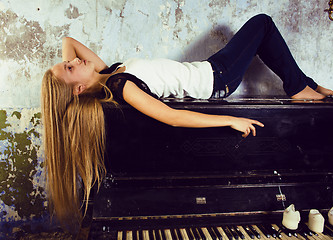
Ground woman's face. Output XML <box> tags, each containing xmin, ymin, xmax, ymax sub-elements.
<box><xmin>52</xmin><ymin>58</ymin><xmax>96</xmax><ymax>94</ymax></box>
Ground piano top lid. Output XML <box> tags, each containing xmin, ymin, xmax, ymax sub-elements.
<box><xmin>103</xmin><ymin>95</ymin><xmax>333</xmax><ymax>109</ymax></box>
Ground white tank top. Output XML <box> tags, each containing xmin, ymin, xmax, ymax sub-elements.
<box><xmin>120</xmin><ymin>58</ymin><xmax>214</xmax><ymax>99</ymax></box>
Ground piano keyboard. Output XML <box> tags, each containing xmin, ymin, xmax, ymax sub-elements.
<box><xmin>114</xmin><ymin>224</ymin><xmax>333</xmax><ymax>240</ymax></box>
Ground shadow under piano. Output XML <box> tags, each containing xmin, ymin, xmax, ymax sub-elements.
<box><xmin>83</xmin><ymin>97</ymin><xmax>333</xmax><ymax>240</ymax></box>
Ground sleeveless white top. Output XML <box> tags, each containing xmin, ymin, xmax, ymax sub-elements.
<box><xmin>120</xmin><ymin>58</ymin><xmax>214</xmax><ymax>99</ymax></box>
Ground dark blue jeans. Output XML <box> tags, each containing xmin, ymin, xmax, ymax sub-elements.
<box><xmin>207</xmin><ymin>14</ymin><xmax>317</xmax><ymax>98</ymax></box>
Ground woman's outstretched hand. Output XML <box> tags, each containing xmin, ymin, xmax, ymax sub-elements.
<box><xmin>230</xmin><ymin>117</ymin><xmax>264</xmax><ymax>138</ymax></box>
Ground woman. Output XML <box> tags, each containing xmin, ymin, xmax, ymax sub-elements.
<box><xmin>41</xmin><ymin>14</ymin><xmax>332</xmax><ymax>227</ymax></box>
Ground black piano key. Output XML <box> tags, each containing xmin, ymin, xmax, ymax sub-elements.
<box><xmin>212</xmin><ymin>227</ymin><xmax>223</xmax><ymax>240</ymax></box>
<box><xmin>243</xmin><ymin>226</ymin><xmax>254</xmax><ymax>239</ymax></box>
<box><xmin>121</xmin><ymin>231</ymin><xmax>126</xmax><ymax>240</ymax></box>
<box><xmin>171</xmin><ymin>229</ymin><xmax>178</xmax><ymax>240</ymax></box>
<box><xmin>278</xmin><ymin>224</ymin><xmax>297</xmax><ymax>237</ymax></box>
<box><xmin>247</xmin><ymin>225</ymin><xmax>260</xmax><ymax>239</ymax></box>
<box><xmin>149</xmin><ymin>230</ymin><xmax>155</xmax><ymax>240</ymax></box>
<box><xmin>222</xmin><ymin>226</ymin><xmax>234</xmax><ymax>240</ymax></box>
<box><xmin>176</xmin><ymin>229</ymin><xmax>183</xmax><ymax>240</ymax></box>
<box><xmin>262</xmin><ymin>224</ymin><xmax>277</xmax><ymax>238</ymax></box>
<box><xmin>228</xmin><ymin>226</ymin><xmax>239</xmax><ymax>240</ymax></box>
<box><xmin>186</xmin><ymin>228</ymin><xmax>195</xmax><ymax>240</ymax></box>
<box><xmin>234</xmin><ymin>226</ymin><xmax>245</xmax><ymax>239</ymax></box>
<box><xmin>299</xmin><ymin>223</ymin><xmax>313</xmax><ymax>236</ymax></box>
<box><xmin>156</xmin><ymin>230</ymin><xmax>162</xmax><ymax>240</ymax></box>
<box><xmin>207</xmin><ymin>227</ymin><xmax>218</xmax><ymax>240</ymax></box>
<box><xmin>257</xmin><ymin>225</ymin><xmax>270</xmax><ymax>238</ymax></box>
<box><xmin>160</xmin><ymin>230</ymin><xmax>167</xmax><ymax>240</ymax></box>
<box><xmin>324</xmin><ymin>225</ymin><xmax>333</xmax><ymax>236</ymax></box>
<box><xmin>140</xmin><ymin>230</ymin><xmax>144</xmax><ymax>240</ymax></box>
<box><xmin>191</xmin><ymin>228</ymin><xmax>201</xmax><ymax>240</ymax></box>
<box><xmin>133</xmin><ymin>230</ymin><xmax>139</xmax><ymax>240</ymax></box>
<box><xmin>197</xmin><ymin>228</ymin><xmax>206</xmax><ymax>240</ymax></box>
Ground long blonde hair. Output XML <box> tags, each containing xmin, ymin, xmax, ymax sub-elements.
<box><xmin>41</xmin><ymin>69</ymin><xmax>115</xmax><ymax>227</ymax></box>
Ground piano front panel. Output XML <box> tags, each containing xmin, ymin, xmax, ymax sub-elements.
<box><xmin>103</xmin><ymin>100</ymin><xmax>333</xmax><ymax>177</ymax></box>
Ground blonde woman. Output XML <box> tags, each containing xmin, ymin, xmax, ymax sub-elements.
<box><xmin>41</xmin><ymin>14</ymin><xmax>332</xmax><ymax>227</ymax></box>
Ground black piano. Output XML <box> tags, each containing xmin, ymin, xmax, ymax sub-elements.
<box><xmin>83</xmin><ymin>97</ymin><xmax>333</xmax><ymax>240</ymax></box>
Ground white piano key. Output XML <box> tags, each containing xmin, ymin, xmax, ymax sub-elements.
<box><xmin>201</xmin><ymin>227</ymin><xmax>213</xmax><ymax>240</ymax></box>
<box><xmin>118</xmin><ymin>231</ymin><xmax>123</xmax><ymax>240</ymax></box>
<box><xmin>164</xmin><ymin>229</ymin><xmax>173</xmax><ymax>240</ymax></box>
<box><xmin>179</xmin><ymin>228</ymin><xmax>189</xmax><ymax>240</ymax></box>
<box><xmin>127</xmin><ymin>231</ymin><xmax>133</xmax><ymax>240</ymax></box>
<box><xmin>142</xmin><ymin>230</ymin><xmax>149</xmax><ymax>240</ymax></box>
<box><xmin>216</xmin><ymin>227</ymin><xmax>230</xmax><ymax>240</ymax></box>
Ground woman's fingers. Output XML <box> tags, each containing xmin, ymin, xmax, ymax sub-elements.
<box><xmin>252</xmin><ymin>119</ymin><xmax>264</xmax><ymax>127</ymax></box>
<box><xmin>242</xmin><ymin>120</ymin><xmax>263</xmax><ymax>138</ymax></box>
<box><xmin>250</xmin><ymin>124</ymin><xmax>256</xmax><ymax>136</ymax></box>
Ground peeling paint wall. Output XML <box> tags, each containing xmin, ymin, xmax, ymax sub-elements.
<box><xmin>1</xmin><ymin>0</ymin><xmax>333</xmax><ymax>234</ymax></box>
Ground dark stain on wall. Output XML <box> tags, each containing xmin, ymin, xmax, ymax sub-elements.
<box><xmin>65</xmin><ymin>4</ymin><xmax>82</xmax><ymax>19</ymax></box>
<box><xmin>0</xmin><ymin>10</ymin><xmax>45</xmax><ymax>62</ymax></box>
<box><xmin>0</xmin><ymin>110</ymin><xmax>46</xmax><ymax>221</ymax></box>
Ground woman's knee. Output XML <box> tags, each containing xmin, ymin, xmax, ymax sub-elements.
<box><xmin>249</xmin><ymin>13</ymin><xmax>273</xmax><ymax>26</ymax></box>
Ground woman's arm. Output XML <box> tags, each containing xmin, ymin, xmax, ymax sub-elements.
<box><xmin>62</xmin><ymin>37</ymin><xmax>108</xmax><ymax>72</ymax></box>
<box><xmin>123</xmin><ymin>81</ymin><xmax>264</xmax><ymax>137</ymax></box>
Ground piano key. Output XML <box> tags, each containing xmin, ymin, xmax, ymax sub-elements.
<box><xmin>243</xmin><ymin>226</ymin><xmax>255</xmax><ymax>239</ymax></box>
<box><xmin>234</xmin><ymin>226</ymin><xmax>245</xmax><ymax>239</ymax></box>
<box><xmin>197</xmin><ymin>228</ymin><xmax>207</xmax><ymax>240</ymax></box>
<box><xmin>180</xmin><ymin>228</ymin><xmax>190</xmax><ymax>240</ymax></box>
<box><xmin>247</xmin><ymin>225</ymin><xmax>261</xmax><ymax>239</ymax></box>
<box><xmin>272</xmin><ymin>225</ymin><xmax>294</xmax><ymax>240</ymax></box>
<box><xmin>159</xmin><ymin>230</ymin><xmax>165</xmax><ymax>240</ymax></box>
<box><xmin>323</xmin><ymin>225</ymin><xmax>333</xmax><ymax>237</ymax></box>
<box><xmin>222</xmin><ymin>226</ymin><xmax>234</xmax><ymax>240</ymax></box>
<box><xmin>133</xmin><ymin>230</ymin><xmax>139</xmax><ymax>240</ymax></box>
<box><xmin>191</xmin><ymin>228</ymin><xmax>201</xmax><ymax>240</ymax></box>
<box><xmin>251</xmin><ymin>225</ymin><xmax>265</xmax><ymax>239</ymax></box>
<box><xmin>202</xmin><ymin>228</ymin><xmax>213</xmax><ymax>240</ymax></box>
<box><xmin>262</xmin><ymin>224</ymin><xmax>278</xmax><ymax>238</ymax></box>
<box><xmin>122</xmin><ymin>230</ymin><xmax>127</xmax><ymax>240</ymax></box>
<box><xmin>176</xmin><ymin>229</ymin><xmax>184</xmax><ymax>240</ymax></box>
<box><xmin>238</xmin><ymin>226</ymin><xmax>254</xmax><ymax>240</ymax></box>
<box><xmin>140</xmin><ymin>230</ymin><xmax>145</xmax><ymax>240</ymax></box>
<box><xmin>149</xmin><ymin>230</ymin><xmax>155</xmax><ymax>240</ymax></box>
<box><xmin>257</xmin><ymin>225</ymin><xmax>270</xmax><ymax>238</ymax></box>
<box><xmin>154</xmin><ymin>230</ymin><xmax>161</xmax><ymax>240</ymax></box>
<box><xmin>164</xmin><ymin>229</ymin><xmax>173</xmax><ymax>240</ymax></box>
<box><xmin>143</xmin><ymin>230</ymin><xmax>150</xmax><ymax>240</ymax></box>
<box><xmin>185</xmin><ymin>228</ymin><xmax>195</xmax><ymax>240</ymax></box>
<box><xmin>212</xmin><ymin>227</ymin><xmax>223</xmax><ymax>240</ymax></box>
<box><xmin>207</xmin><ymin>227</ymin><xmax>219</xmax><ymax>240</ymax></box>
<box><xmin>118</xmin><ymin>231</ymin><xmax>123</xmax><ymax>240</ymax></box>
<box><xmin>171</xmin><ymin>229</ymin><xmax>178</xmax><ymax>240</ymax></box>
<box><xmin>128</xmin><ymin>231</ymin><xmax>133</xmax><ymax>240</ymax></box>
<box><xmin>228</xmin><ymin>226</ymin><xmax>239</xmax><ymax>240</ymax></box>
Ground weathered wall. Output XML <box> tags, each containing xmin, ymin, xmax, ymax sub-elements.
<box><xmin>1</xmin><ymin>0</ymin><xmax>333</xmax><ymax>236</ymax></box>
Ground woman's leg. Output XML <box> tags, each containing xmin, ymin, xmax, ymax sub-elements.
<box><xmin>208</xmin><ymin>14</ymin><xmax>324</xmax><ymax>99</ymax></box>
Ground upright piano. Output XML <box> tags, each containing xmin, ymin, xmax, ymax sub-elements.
<box><xmin>85</xmin><ymin>97</ymin><xmax>333</xmax><ymax>240</ymax></box>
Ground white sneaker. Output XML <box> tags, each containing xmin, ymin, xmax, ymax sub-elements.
<box><xmin>282</xmin><ymin>204</ymin><xmax>300</xmax><ymax>230</ymax></box>
<box><xmin>308</xmin><ymin>209</ymin><xmax>325</xmax><ymax>233</ymax></box>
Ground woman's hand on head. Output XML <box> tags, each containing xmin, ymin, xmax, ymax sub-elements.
<box><xmin>230</xmin><ymin>117</ymin><xmax>264</xmax><ymax>137</ymax></box>
<box><xmin>62</xmin><ymin>37</ymin><xmax>108</xmax><ymax>72</ymax></box>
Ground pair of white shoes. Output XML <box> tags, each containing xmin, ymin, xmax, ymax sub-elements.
<box><xmin>282</xmin><ymin>204</ymin><xmax>333</xmax><ymax>233</ymax></box>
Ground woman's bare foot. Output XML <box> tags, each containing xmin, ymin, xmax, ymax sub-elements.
<box><xmin>316</xmin><ymin>85</ymin><xmax>333</xmax><ymax>96</ymax></box>
<box><xmin>291</xmin><ymin>86</ymin><xmax>326</xmax><ymax>100</ymax></box>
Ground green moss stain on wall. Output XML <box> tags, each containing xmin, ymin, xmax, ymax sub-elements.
<box><xmin>0</xmin><ymin>109</ymin><xmax>46</xmax><ymax>222</ymax></box>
